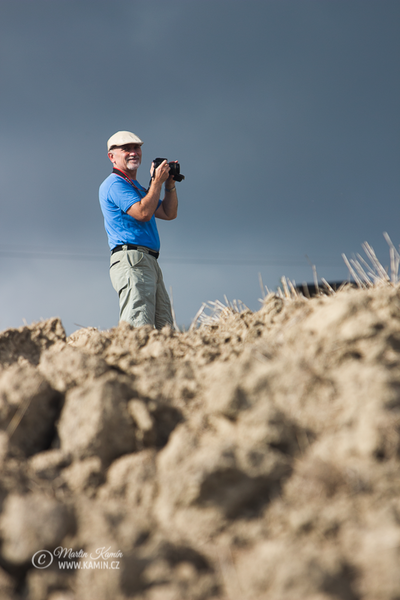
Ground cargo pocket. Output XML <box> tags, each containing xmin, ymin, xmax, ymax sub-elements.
<box><xmin>126</xmin><ymin>250</ymin><xmax>144</xmax><ymax>268</ymax></box>
<box><xmin>110</xmin><ymin>254</ymin><xmax>129</xmax><ymax>295</ymax></box>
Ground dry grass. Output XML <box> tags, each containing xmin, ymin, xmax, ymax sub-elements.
<box><xmin>193</xmin><ymin>233</ymin><xmax>400</xmax><ymax>330</ymax></box>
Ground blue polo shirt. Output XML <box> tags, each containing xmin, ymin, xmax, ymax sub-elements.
<box><xmin>99</xmin><ymin>173</ymin><xmax>162</xmax><ymax>251</ymax></box>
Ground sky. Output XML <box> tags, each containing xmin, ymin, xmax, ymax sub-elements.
<box><xmin>0</xmin><ymin>0</ymin><xmax>399</xmax><ymax>334</ymax></box>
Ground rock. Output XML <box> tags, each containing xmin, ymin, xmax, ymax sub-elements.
<box><xmin>74</xmin><ymin>535</ymin><xmax>218</xmax><ymax>600</ymax></box>
<box><xmin>0</xmin><ymin>567</ymin><xmax>16</xmax><ymax>600</ymax></box>
<box><xmin>155</xmin><ymin>418</ymin><xmax>291</xmax><ymax>541</ymax></box>
<box><xmin>98</xmin><ymin>450</ymin><xmax>157</xmax><ymax>510</ymax></box>
<box><xmin>128</xmin><ymin>400</ymin><xmax>156</xmax><ymax>447</ymax></box>
<box><xmin>0</xmin><ymin>364</ymin><xmax>61</xmax><ymax>457</ymax></box>
<box><xmin>28</xmin><ymin>449</ymin><xmax>72</xmax><ymax>480</ymax></box>
<box><xmin>25</xmin><ymin>569</ymin><xmax>76</xmax><ymax>600</ymax></box>
<box><xmin>39</xmin><ymin>344</ymin><xmax>111</xmax><ymax>393</ymax></box>
<box><xmin>0</xmin><ymin>493</ymin><xmax>75</xmax><ymax>565</ymax></box>
<box><xmin>62</xmin><ymin>457</ymin><xmax>104</xmax><ymax>496</ymax></box>
<box><xmin>57</xmin><ymin>372</ymin><xmax>137</xmax><ymax>465</ymax></box>
<box><xmin>0</xmin><ymin>318</ymin><xmax>66</xmax><ymax>368</ymax></box>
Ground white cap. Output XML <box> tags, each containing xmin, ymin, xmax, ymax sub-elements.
<box><xmin>107</xmin><ymin>131</ymin><xmax>143</xmax><ymax>151</ymax></box>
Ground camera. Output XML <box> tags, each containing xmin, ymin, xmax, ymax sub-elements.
<box><xmin>152</xmin><ymin>157</ymin><xmax>185</xmax><ymax>182</ymax></box>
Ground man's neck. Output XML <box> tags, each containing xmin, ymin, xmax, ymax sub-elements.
<box><xmin>114</xmin><ymin>167</ymin><xmax>137</xmax><ymax>181</ymax></box>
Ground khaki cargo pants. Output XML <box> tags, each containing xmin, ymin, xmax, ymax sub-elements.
<box><xmin>109</xmin><ymin>247</ymin><xmax>173</xmax><ymax>329</ymax></box>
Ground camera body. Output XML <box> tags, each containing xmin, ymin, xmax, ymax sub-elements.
<box><xmin>153</xmin><ymin>157</ymin><xmax>185</xmax><ymax>182</ymax></box>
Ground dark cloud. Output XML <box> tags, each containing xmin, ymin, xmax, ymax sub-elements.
<box><xmin>0</xmin><ymin>0</ymin><xmax>399</xmax><ymax>332</ymax></box>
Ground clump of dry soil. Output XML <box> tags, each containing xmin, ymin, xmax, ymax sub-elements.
<box><xmin>1</xmin><ymin>285</ymin><xmax>400</xmax><ymax>599</ymax></box>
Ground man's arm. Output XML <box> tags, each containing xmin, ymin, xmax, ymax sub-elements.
<box><xmin>155</xmin><ymin>179</ymin><xmax>178</xmax><ymax>221</ymax></box>
<box><xmin>126</xmin><ymin>161</ymin><xmax>170</xmax><ymax>222</ymax></box>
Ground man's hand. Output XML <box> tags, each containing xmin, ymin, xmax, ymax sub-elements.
<box><xmin>127</xmin><ymin>159</ymin><xmax>178</xmax><ymax>222</ymax></box>
<box><xmin>155</xmin><ymin>161</ymin><xmax>178</xmax><ymax>221</ymax></box>
<box><xmin>127</xmin><ymin>161</ymin><xmax>169</xmax><ymax>222</ymax></box>
<box><xmin>150</xmin><ymin>160</ymin><xmax>170</xmax><ymax>184</ymax></box>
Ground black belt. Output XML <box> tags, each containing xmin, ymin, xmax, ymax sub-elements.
<box><xmin>111</xmin><ymin>244</ymin><xmax>159</xmax><ymax>259</ymax></box>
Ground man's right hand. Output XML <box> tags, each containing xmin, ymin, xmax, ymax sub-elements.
<box><xmin>150</xmin><ymin>160</ymin><xmax>170</xmax><ymax>184</ymax></box>
<box><xmin>127</xmin><ymin>160</ymin><xmax>171</xmax><ymax>222</ymax></box>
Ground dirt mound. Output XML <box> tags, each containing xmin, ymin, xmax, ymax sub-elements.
<box><xmin>1</xmin><ymin>285</ymin><xmax>400</xmax><ymax>599</ymax></box>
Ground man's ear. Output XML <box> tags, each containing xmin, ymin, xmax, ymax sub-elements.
<box><xmin>107</xmin><ymin>151</ymin><xmax>115</xmax><ymax>164</ymax></box>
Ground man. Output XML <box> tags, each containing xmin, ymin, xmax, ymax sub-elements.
<box><xmin>99</xmin><ymin>130</ymin><xmax>178</xmax><ymax>329</ymax></box>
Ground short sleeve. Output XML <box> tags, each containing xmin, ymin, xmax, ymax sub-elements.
<box><xmin>108</xmin><ymin>178</ymin><xmax>141</xmax><ymax>213</ymax></box>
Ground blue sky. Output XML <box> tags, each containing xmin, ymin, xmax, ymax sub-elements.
<box><xmin>1</xmin><ymin>0</ymin><xmax>399</xmax><ymax>333</ymax></box>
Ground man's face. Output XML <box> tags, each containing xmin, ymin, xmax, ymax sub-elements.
<box><xmin>108</xmin><ymin>143</ymin><xmax>142</xmax><ymax>174</ymax></box>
